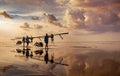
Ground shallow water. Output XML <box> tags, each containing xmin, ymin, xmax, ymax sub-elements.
<box><xmin>0</xmin><ymin>41</ymin><xmax>120</xmax><ymax>76</ymax></box>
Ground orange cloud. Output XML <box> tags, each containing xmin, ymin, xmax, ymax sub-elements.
<box><xmin>43</xmin><ymin>13</ymin><xmax>63</xmax><ymax>27</ymax></box>
<box><xmin>20</xmin><ymin>22</ymin><xmax>30</xmax><ymax>28</ymax></box>
<box><xmin>0</xmin><ymin>11</ymin><xmax>13</xmax><ymax>19</ymax></box>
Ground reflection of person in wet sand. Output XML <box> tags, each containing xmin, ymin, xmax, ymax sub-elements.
<box><xmin>44</xmin><ymin>34</ymin><xmax>49</xmax><ymax>49</ymax></box>
<box><xmin>30</xmin><ymin>51</ymin><xmax>33</xmax><ymax>58</ymax></box>
<box><xmin>44</xmin><ymin>50</ymin><xmax>49</xmax><ymax>64</ymax></box>
<box><xmin>26</xmin><ymin>49</ymin><xmax>29</xmax><ymax>58</ymax></box>
<box><xmin>22</xmin><ymin>50</ymin><xmax>25</xmax><ymax>55</ymax></box>
<box><xmin>50</xmin><ymin>53</ymin><xmax>54</xmax><ymax>64</ymax></box>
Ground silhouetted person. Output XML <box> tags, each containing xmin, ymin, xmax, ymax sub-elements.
<box><xmin>22</xmin><ymin>37</ymin><xmax>26</xmax><ymax>48</ymax></box>
<box><xmin>44</xmin><ymin>50</ymin><xmax>49</xmax><ymax>64</ymax></box>
<box><xmin>26</xmin><ymin>36</ymin><xmax>30</xmax><ymax>47</ymax></box>
<box><xmin>26</xmin><ymin>49</ymin><xmax>29</xmax><ymax>58</ymax></box>
<box><xmin>44</xmin><ymin>34</ymin><xmax>49</xmax><ymax>49</ymax></box>
<box><xmin>30</xmin><ymin>36</ymin><xmax>33</xmax><ymax>43</ymax></box>
<box><xmin>50</xmin><ymin>34</ymin><xmax>54</xmax><ymax>44</ymax></box>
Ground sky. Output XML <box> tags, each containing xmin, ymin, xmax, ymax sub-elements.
<box><xmin>0</xmin><ymin>0</ymin><xmax>120</xmax><ymax>41</ymax></box>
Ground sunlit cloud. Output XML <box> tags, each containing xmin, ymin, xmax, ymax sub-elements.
<box><xmin>0</xmin><ymin>0</ymin><xmax>120</xmax><ymax>35</ymax></box>
<box><xmin>0</xmin><ymin>11</ymin><xmax>13</xmax><ymax>19</ymax></box>
<box><xmin>33</xmin><ymin>24</ymin><xmax>43</xmax><ymax>29</ymax></box>
<box><xmin>43</xmin><ymin>13</ymin><xmax>63</xmax><ymax>27</ymax></box>
<box><xmin>20</xmin><ymin>22</ymin><xmax>30</xmax><ymax>28</ymax></box>
<box><xmin>61</xmin><ymin>0</ymin><xmax>120</xmax><ymax>33</ymax></box>
<box><xmin>20</xmin><ymin>22</ymin><xmax>43</xmax><ymax>30</ymax></box>
<box><xmin>64</xmin><ymin>8</ymin><xmax>85</xmax><ymax>28</ymax></box>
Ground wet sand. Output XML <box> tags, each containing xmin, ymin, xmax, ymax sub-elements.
<box><xmin>0</xmin><ymin>41</ymin><xmax>120</xmax><ymax>76</ymax></box>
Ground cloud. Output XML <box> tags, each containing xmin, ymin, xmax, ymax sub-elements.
<box><xmin>84</xmin><ymin>11</ymin><xmax>120</xmax><ymax>32</ymax></box>
<box><xmin>0</xmin><ymin>0</ymin><xmax>63</xmax><ymax>14</ymax></box>
<box><xmin>20</xmin><ymin>22</ymin><xmax>30</xmax><ymax>28</ymax></box>
<box><xmin>31</xmin><ymin>17</ymin><xmax>39</xmax><ymax>20</ymax></box>
<box><xmin>43</xmin><ymin>13</ymin><xmax>63</xmax><ymax>27</ymax></box>
<box><xmin>20</xmin><ymin>22</ymin><xmax>43</xmax><ymax>30</ymax></box>
<box><xmin>0</xmin><ymin>0</ymin><xmax>120</xmax><ymax>33</ymax></box>
<box><xmin>55</xmin><ymin>0</ymin><xmax>69</xmax><ymax>5</ymax></box>
<box><xmin>44</xmin><ymin>13</ymin><xmax>57</xmax><ymax>22</ymax></box>
<box><xmin>64</xmin><ymin>8</ymin><xmax>85</xmax><ymax>28</ymax></box>
<box><xmin>69</xmin><ymin>0</ymin><xmax>120</xmax><ymax>9</ymax></box>
<box><xmin>0</xmin><ymin>11</ymin><xmax>13</xmax><ymax>19</ymax></box>
<box><xmin>33</xmin><ymin>24</ymin><xmax>43</xmax><ymax>29</ymax></box>
<box><xmin>62</xmin><ymin>0</ymin><xmax>120</xmax><ymax>33</ymax></box>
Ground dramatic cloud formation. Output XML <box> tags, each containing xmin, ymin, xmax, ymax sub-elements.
<box><xmin>61</xmin><ymin>0</ymin><xmax>120</xmax><ymax>33</ymax></box>
<box><xmin>0</xmin><ymin>11</ymin><xmax>13</xmax><ymax>19</ymax></box>
<box><xmin>0</xmin><ymin>0</ymin><xmax>120</xmax><ymax>33</ymax></box>
<box><xmin>44</xmin><ymin>13</ymin><xmax>62</xmax><ymax>27</ymax></box>
<box><xmin>64</xmin><ymin>8</ymin><xmax>85</xmax><ymax>28</ymax></box>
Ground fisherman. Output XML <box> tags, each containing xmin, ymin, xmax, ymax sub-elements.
<box><xmin>26</xmin><ymin>36</ymin><xmax>30</xmax><ymax>47</ymax></box>
<box><xmin>50</xmin><ymin>34</ymin><xmax>54</xmax><ymax>44</ymax></box>
<box><xmin>30</xmin><ymin>36</ymin><xmax>33</xmax><ymax>43</ymax></box>
<box><xmin>22</xmin><ymin>36</ymin><xmax>26</xmax><ymax>48</ymax></box>
<box><xmin>44</xmin><ymin>50</ymin><xmax>49</xmax><ymax>64</ymax></box>
<box><xmin>44</xmin><ymin>34</ymin><xmax>49</xmax><ymax>49</ymax></box>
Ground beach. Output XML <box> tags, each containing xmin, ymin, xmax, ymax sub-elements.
<box><xmin>0</xmin><ymin>40</ymin><xmax>120</xmax><ymax>76</ymax></box>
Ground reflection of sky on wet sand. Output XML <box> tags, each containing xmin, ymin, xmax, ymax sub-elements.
<box><xmin>0</xmin><ymin>41</ymin><xmax>120</xmax><ymax>76</ymax></box>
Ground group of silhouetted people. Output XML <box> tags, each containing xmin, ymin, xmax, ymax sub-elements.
<box><xmin>22</xmin><ymin>36</ymin><xmax>32</xmax><ymax>47</ymax></box>
<box><xmin>22</xmin><ymin>34</ymin><xmax>54</xmax><ymax>49</ymax></box>
<box><xmin>20</xmin><ymin>34</ymin><xmax>55</xmax><ymax>63</ymax></box>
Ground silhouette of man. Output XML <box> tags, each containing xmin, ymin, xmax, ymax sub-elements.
<box><xmin>30</xmin><ymin>36</ymin><xmax>33</xmax><ymax>43</ymax></box>
<box><xmin>44</xmin><ymin>34</ymin><xmax>49</xmax><ymax>49</ymax></box>
<box><xmin>22</xmin><ymin>36</ymin><xmax>25</xmax><ymax>48</ymax></box>
<box><xmin>26</xmin><ymin>36</ymin><xmax>30</xmax><ymax>47</ymax></box>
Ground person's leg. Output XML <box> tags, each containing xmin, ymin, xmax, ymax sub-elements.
<box><xmin>26</xmin><ymin>42</ymin><xmax>28</xmax><ymax>47</ymax></box>
<box><xmin>46</xmin><ymin>43</ymin><xmax>48</xmax><ymax>48</ymax></box>
<box><xmin>45</xmin><ymin>43</ymin><xmax>46</xmax><ymax>49</ymax></box>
